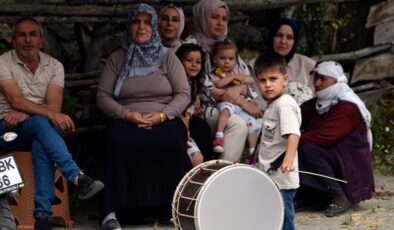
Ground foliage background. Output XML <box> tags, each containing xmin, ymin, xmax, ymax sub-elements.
<box><xmin>369</xmin><ymin>93</ymin><xmax>394</xmax><ymax>175</ymax></box>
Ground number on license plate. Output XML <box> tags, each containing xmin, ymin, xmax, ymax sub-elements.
<box><xmin>0</xmin><ymin>155</ymin><xmax>24</xmax><ymax>195</ymax></box>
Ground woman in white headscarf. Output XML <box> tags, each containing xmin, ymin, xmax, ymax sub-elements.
<box><xmin>159</xmin><ymin>1</ymin><xmax>185</xmax><ymax>49</ymax></box>
<box><xmin>297</xmin><ymin>61</ymin><xmax>374</xmax><ymax>217</ymax></box>
<box><xmin>186</xmin><ymin>0</ymin><xmax>264</xmax><ymax>162</ymax></box>
<box><xmin>97</xmin><ymin>3</ymin><xmax>192</xmax><ymax>228</ymax></box>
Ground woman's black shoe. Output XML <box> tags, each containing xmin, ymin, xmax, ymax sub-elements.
<box><xmin>324</xmin><ymin>202</ymin><xmax>352</xmax><ymax>217</ymax></box>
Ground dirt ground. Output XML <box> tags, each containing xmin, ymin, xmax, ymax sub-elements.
<box><xmin>53</xmin><ymin>174</ymin><xmax>393</xmax><ymax>230</ymax></box>
<box><xmin>295</xmin><ymin>175</ymin><xmax>394</xmax><ymax>230</ymax></box>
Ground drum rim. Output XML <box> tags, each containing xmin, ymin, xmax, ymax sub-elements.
<box><xmin>172</xmin><ymin>160</ymin><xmax>285</xmax><ymax>230</ymax></box>
<box><xmin>172</xmin><ymin>160</ymin><xmax>233</xmax><ymax>229</ymax></box>
<box><xmin>195</xmin><ymin>163</ymin><xmax>284</xmax><ymax>230</ymax></box>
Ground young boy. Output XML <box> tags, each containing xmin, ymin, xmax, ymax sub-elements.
<box><xmin>254</xmin><ymin>52</ymin><xmax>301</xmax><ymax>230</ymax></box>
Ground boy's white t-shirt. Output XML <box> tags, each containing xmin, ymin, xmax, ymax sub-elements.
<box><xmin>258</xmin><ymin>94</ymin><xmax>301</xmax><ymax>190</ymax></box>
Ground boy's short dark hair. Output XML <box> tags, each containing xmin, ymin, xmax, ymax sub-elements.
<box><xmin>253</xmin><ymin>52</ymin><xmax>287</xmax><ymax>75</ymax></box>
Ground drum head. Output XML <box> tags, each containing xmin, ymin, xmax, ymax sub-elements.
<box><xmin>196</xmin><ymin>165</ymin><xmax>284</xmax><ymax>230</ymax></box>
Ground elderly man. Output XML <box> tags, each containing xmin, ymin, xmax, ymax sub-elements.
<box><xmin>0</xmin><ymin>17</ymin><xmax>104</xmax><ymax>229</ymax></box>
<box><xmin>297</xmin><ymin>61</ymin><xmax>374</xmax><ymax>217</ymax></box>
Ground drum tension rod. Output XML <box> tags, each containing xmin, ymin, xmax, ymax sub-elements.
<box><xmin>180</xmin><ymin>195</ymin><xmax>198</xmax><ymax>201</ymax></box>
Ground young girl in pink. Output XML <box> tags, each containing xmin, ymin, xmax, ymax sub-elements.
<box><xmin>210</xmin><ymin>40</ymin><xmax>261</xmax><ymax>158</ymax></box>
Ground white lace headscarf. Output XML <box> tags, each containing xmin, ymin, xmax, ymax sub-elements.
<box><xmin>313</xmin><ymin>61</ymin><xmax>373</xmax><ymax>150</ymax></box>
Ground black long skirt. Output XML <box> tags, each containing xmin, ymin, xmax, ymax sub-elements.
<box><xmin>295</xmin><ymin>143</ymin><xmax>343</xmax><ymax>207</ymax></box>
<box><xmin>100</xmin><ymin>118</ymin><xmax>192</xmax><ymax>220</ymax></box>
<box><xmin>189</xmin><ymin>116</ymin><xmax>214</xmax><ymax>161</ymax></box>
<box><xmin>298</xmin><ymin>143</ymin><xmax>343</xmax><ymax>195</ymax></box>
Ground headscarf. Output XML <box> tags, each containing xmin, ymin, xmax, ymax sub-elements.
<box><xmin>192</xmin><ymin>0</ymin><xmax>229</xmax><ymax>53</ymax></box>
<box><xmin>269</xmin><ymin>17</ymin><xmax>299</xmax><ymax>63</ymax></box>
<box><xmin>159</xmin><ymin>4</ymin><xmax>185</xmax><ymax>47</ymax></box>
<box><xmin>114</xmin><ymin>3</ymin><xmax>167</xmax><ymax>96</ymax></box>
<box><xmin>313</xmin><ymin>61</ymin><xmax>373</xmax><ymax>150</ymax></box>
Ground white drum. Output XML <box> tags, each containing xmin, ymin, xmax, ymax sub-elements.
<box><xmin>172</xmin><ymin>160</ymin><xmax>284</xmax><ymax>230</ymax></box>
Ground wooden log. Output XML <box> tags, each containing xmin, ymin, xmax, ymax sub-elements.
<box><xmin>225</xmin><ymin>0</ymin><xmax>361</xmax><ymax>11</ymax></box>
<box><xmin>0</xmin><ymin>16</ymin><xmax>125</xmax><ymax>23</ymax></box>
<box><xmin>312</xmin><ymin>44</ymin><xmax>393</xmax><ymax>62</ymax></box>
<box><xmin>357</xmin><ymin>86</ymin><xmax>394</xmax><ymax>107</ymax></box>
<box><xmin>0</xmin><ymin>14</ymin><xmax>248</xmax><ymax>24</ymax></box>
<box><xmin>0</xmin><ymin>0</ymin><xmax>362</xmax><ymax>16</ymax></box>
<box><xmin>0</xmin><ymin>4</ymin><xmax>130</xmax><ymax>17</ymax></box>
<box><xmin>352</xmin><ymin>82</ymin><xmax>376</xmax><ymax>93</ymax></box>
<box><xmin>84</xmin><ymin>23</ymin><xmax>111</xmax><ymax>72</ymax></box>
<box><xmin>41</xmin><ymin>0</ymin><xmax>166</xmax><ymax>5</ymax></box>
<box><xmin>41</xmin><ymin>0</ymin><xmax>362</xmax><ymax>8</ymax></box>
<box><xmin>40</xmin><ymin>0</ymin><xmax>165</xmax><ymax>5</ymax></box>
<box><xmin>0</xmin><ymin>16</ymin><xmax>127</xmax><ymax>24</ymax></box>
<box><xmin>366</xmin><ymin>0</ymin><xmax>394</xmax><ymax>28</ymax></box>
<box><xmin>65</xmin><ymin>71</ymin><xmax>101</xmax><ymax>80</ymax></box>
<box><xmin>351</xmin><ymin>53</ymin><xmax>394</xmax><ymax>84</ymax></box>
<box><xmin>374</xmin><ymin>20</ymin><xmax>394</xmax><ymax>45</ymax></box>
<box><xmin>63</xmin><ymin>125</ymin><xmax>106</xmax><ymax>137</ymax></box>
<box><xmin>65</xmin><ymin>79</ymin><xmax>99</xmax><ymax>88</ymax></box>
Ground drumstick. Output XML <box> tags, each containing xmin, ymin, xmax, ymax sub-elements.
<box><xmin>266</xmin><ymin>157</ymin><xmax>348</xmax><ymax>184</ymax></box>
<box><xmin>292</xmin><ymin>170</ymin><xmax>348</xmax><ymax>183</ymax></box>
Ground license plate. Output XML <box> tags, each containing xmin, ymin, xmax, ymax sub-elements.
<box><xmin>0</xmin><ymin>155</ymin><xmax>24</xmax><ymax>195</ymax></box>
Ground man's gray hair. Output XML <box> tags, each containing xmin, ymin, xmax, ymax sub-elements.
<box><xmin>12</xmin><ymin>17</ymin><xmax>44</xmax><ymax>37</ymax></box>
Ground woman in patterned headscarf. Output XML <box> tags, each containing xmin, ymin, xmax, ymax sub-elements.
<box><xmin>97</xmin><ymin>3</ymin><xmax>192</xmax><ymax>228</ymax></box>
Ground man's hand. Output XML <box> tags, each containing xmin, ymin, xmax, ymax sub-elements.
<box><xmin>48</xmin><ymin>111</ymin><xmax>75</xmax><ymax>132</ymax></box>
<box><xmin>3</xmin><ymin>111</ymin><xmax>30</xmax><ymax>129</ymax></box>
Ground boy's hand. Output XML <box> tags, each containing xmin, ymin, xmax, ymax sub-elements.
<box><xmin>280</xmin><ymin>134</ymin><xmax>299</xmax><ymax>173</ymax></box>
<box><xmin>280</xmin><ymin>160</ymin><xmax>295</xmax><ymax>173</ymax></box>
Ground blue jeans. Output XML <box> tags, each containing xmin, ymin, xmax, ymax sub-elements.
<box><xmin>281</xmin><ymin>189</ymin><xmax>297</xmax><ymax>230</ymax></box>
<box><xmin>0</xmin><ymin>115</ymin><xmax>80</xmax><ymax>217</ymax></box>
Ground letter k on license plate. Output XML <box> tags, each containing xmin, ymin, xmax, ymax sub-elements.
<box><xmin>0</xmin><ymin>155</ymin><xmax>24</xmax><ymax>195</ymax></box>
